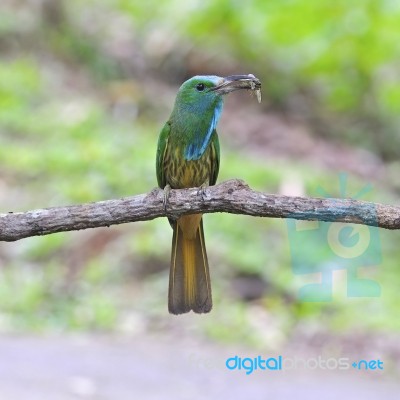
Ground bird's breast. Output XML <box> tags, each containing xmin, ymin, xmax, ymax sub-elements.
<box><xmin>164</xmin><ymin>145</ymin><xmax>213</xmax><ymax>189</ymax></box>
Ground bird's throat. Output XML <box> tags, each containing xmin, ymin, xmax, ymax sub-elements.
<box><xmin>174</xmin><ymin>100</ymin><xmax>223</xmax><ymax>161</ymax></box>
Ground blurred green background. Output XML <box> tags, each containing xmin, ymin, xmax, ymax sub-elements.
<box><xmin>0</xmin><ymin>0</ymin><xmax>399</xmax><ymax>363</ymax></box>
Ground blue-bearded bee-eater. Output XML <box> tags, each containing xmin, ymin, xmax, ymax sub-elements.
<box><xmin>156</xmin><ymin>74</ymin><xmax>261</xmax><ymax>314</ymax></box>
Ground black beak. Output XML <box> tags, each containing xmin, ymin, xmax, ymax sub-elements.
<box><xmin>210</xmin><ymin>74</ymin><xmax>261</xmax><ymax>95</ymax></box>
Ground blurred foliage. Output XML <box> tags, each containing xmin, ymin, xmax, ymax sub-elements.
<box><xmin>0</xmin><ymin>0</ymin><xmax>399</xmax><ymax>348</ymax></box>
<box><xmin>116</xmin><ymin>0</ymin><xmax>400</xmax><ymax>159</ymax></box>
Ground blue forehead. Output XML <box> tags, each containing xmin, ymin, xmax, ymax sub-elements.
<box><xmin>183</xmin><ymin>75</ymin><xmax>221</xmax><ymax>86</ymax></box>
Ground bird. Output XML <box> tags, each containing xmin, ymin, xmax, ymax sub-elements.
<box><xmin>156</xmin><ymin>74</ymin><xmax>261</xmax><ymax>314</ymax></box>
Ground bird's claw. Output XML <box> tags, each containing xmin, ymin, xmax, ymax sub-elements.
<box><xmin>197</xmin><ymin>184</ymin><xmax>208</xmax><ymax>201</ymax></box>
<box><xmin>163</xmin><ymin>184</ymin><xmax>171</xmax><ymax>213</ymax></box>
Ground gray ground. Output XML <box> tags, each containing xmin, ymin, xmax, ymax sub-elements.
<box><xmin>0</xmin><ymin>334</ymin><xmax>398</xmax><ymax>400</ymax></box>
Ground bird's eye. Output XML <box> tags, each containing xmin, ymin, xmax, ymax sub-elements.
<box><xmin>196</xmin><ymin>83</ymin><xmax>205</xmax><ymax>91</ymax></box>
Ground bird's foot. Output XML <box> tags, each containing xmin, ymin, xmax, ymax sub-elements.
<box><xmin>163</xmin><ymin>184</ymin><xmax>171</xmax><ymax>213</ymax></box>
<box><xmin>197</xmin><ymin>183</ymin><xmax>208</xmax><ymax>201</ymax></box>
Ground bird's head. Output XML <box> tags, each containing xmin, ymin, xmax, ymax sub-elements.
<box><xmin>174</xmin><ymin>74</ymin><xmax>261</xmax><ymax>112</ymax></box>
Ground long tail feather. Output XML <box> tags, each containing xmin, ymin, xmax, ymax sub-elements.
<box><xmin>168</xmin><ymin>216</ymin><xmax>212</xmax><ymax>314</ymax></box>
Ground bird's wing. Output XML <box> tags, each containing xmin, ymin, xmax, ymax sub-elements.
<box><xmin>210</xmin><ymin>130</ymin><xmax>220</xmax><ymax>186</ymax></box>
<box><xmin>156</xmin><ymin>121</ymin><xmax>171</xmax><ymax>189</ymax></box>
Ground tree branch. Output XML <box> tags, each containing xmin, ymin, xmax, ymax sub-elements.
<box><xmin>1</xmin><ymin>179</ymin><xmax>399</xmax><ymax>242</ymax></box>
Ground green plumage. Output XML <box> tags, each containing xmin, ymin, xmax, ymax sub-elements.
<box><xmin>156</xmin><ymin>122</ymin><xmax>220</xmax><ymax>190</ymax></box>
<box><xmin>156</xmin><ymin>76</ymin><xmax>222</xmax><ymax>190</ymax></box>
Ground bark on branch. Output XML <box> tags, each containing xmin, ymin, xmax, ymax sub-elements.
<box><xmin>1</xmin><ymin>179</ymin><xmax>399</xmax><ymax>242</ymax></box>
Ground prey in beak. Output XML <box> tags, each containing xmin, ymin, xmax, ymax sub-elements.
<box><xmin>210</xmin><ymin>74</ymin><xmax>262</xmax><ymax>102</ymax></box>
